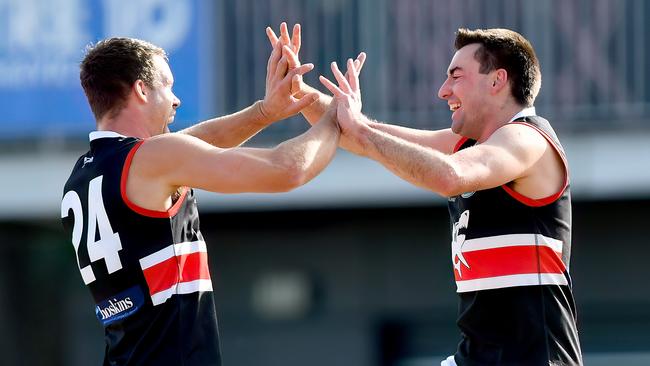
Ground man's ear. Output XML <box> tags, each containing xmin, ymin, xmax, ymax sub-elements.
<box><xmin>134</xmin><ymin>80</ymin><xmax>148</xmax><ymax>103</ymax></box>
<box><xmin>491</xmin><ymin>69</ymin><xmax>508</xmax><ymax>93</ymax></box>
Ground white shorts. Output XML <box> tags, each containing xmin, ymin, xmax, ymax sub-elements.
<box><xmin>440</xmin><ymin>355</ymin><xmax>457</xmax><ymax>366</ymax></box>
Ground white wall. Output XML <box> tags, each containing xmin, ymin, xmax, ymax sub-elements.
<box><xmin>3</xmin><ymin>131</ymin><xmax>650</xmax><ymax>220</ymax></box>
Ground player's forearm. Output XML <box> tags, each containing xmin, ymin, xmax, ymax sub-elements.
<box><xmin>179</xmin><ymin>100</ymin><xmax>272</xmax><ymax>148</ymax></box>
<box><xmin>367</xmin><ymin>122</ymin><xmax>457</xmax><ymax>154</ymax></box>
<box><xmin>273</xmin><ymin>111</ymin><xmax>340</xmax><ymax>187</ymax></box>
<box><xmin>367</xmin><ymin>122</ymin><xmax>430</xmax><ymax>145</ymax></box>
<box><xmin>358</xmin><ymin>125</ymin><xmax>459</xmax><ymax>196</ymax></box>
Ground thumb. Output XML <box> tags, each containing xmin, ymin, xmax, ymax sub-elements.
<box><xmin>285</xmin><ymin>92</ymin><xmax>319</xmax><ymax>116</ymax></box>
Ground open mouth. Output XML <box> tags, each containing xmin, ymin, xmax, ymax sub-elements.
<box><xmin>449</xmin><ymin>102</ymin><xmax>461</xmax><ymax>112</ymax></box>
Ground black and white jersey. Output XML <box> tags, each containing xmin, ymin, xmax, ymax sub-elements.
<box><xmin>61</xmin><ymin>131</ymin><xmax>221</xmax><ymax>366</ymax></box>
<box><xmin>447</xmin><ymin>116</ymin><xmax>582</xmax><ymax>365</ymax></box>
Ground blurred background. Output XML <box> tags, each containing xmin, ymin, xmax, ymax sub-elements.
<box><xmin>1</xmin><ymin>0</ymin><xmax>649</xmax><ymax>365</ymax></box>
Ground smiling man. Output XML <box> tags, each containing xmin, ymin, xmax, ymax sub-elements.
<box><xmin>280</xmin><ymin>25</ymin><xmax>584</xmax><ymax>366</ymax></box>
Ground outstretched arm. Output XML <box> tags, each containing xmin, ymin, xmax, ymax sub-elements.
<box><xmin>155</xmin><ymin>106</ymin><xmax>339</xmax><ymax>193</ymax></box>
<box><xmin>320</xmin><ymin>60</ymin><xmax>555</xmax><ymax>198</ymax></box>
<box><xmin>125</xmin><ymin>103</ymin><xmax>340</xmax><ymax>211</ymax></box>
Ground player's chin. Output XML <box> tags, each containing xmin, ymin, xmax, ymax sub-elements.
<box><xmin>450</xmin><ymin>120</ymin><xmax>462</xmax><ymax>135</ymax></box>
<box><xmin>162</xmin><ymin>119</ymin><xmax>174</xmax><ymax>133</ymax></box>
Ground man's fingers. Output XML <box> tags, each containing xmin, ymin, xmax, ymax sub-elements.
<box><xmin>347</xmin><ymin>52</ymin><xmax>367</xmax><ymax>77</ymax></box>
<box><xmin>274</xmin><ymin>56</ymin><xmax>289</xmax><ymax>83</ymax></box>
<box><xmin>282</xmin><ymin>46</ymin><xmax>301</xmax><ymax>69</ymax></box>
<box><xmin>267</xmin><ymin>41</ymin><xmax>283</xmax><ymax>81</ymax></box>
<box><xmin>285</xmin><ymin>92</ymin><xmax>319</xmax><ymax>116</ymax></box>
<box><xmin>347</xmin><ymin>58</ymin><xmax>359</xmax><ymax>92</ymax></box>
<box><xmin>266</xmin><ymin>27</ymin><xmax>279</xmax><ymax>47</ymax></box>
<box><xmin>292</xmin><ymin>23</ymin><xmax>301</xmax><ymax>54</ymax></box>
<box><xmin>319</xmin><ymin>75</ymin><xmax>345</xmax><ymax>98</ymax></box>
<box><xmin>291</xmin><ymin>74</ymin><xmax>302</xmax><ymax>95</ymax></box>
<box><xmin>278</xmin><ymin>63</ymin><xmax>313</xmax><ymax>94</ymax></box>
<box><xmin>331</xmin><ymin>62</ymin><xmax>352</xmax><ymax>94</ymax></box>
<box><xmin>355</xmin><ymin>52</ymin><xmax>367</xmax><ymax>73</ymax></box>
<box><xmin>282</xmin><ymin>63</ymin><xmax>313</xmax><ymax>91</ymax></box>
<box><xmin>290</xmin><ymin>63</ymin><xmax>314</xmax><ymax>76</ymax></box>
<box><xmin>280</xmin><ymin>22</ymin><xmax>291</xmax><ymax>45</ymax></box>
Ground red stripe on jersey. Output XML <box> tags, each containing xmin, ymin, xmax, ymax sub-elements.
<box><xmin>453</xmin><ymin>137</ymin><xmax>470</xmax><ymax>153</ymax></box>
<box><xmin>142</xmin><ymin>256</ymin><xmax>178</xmax><ymax>295</ymax></box>
<box><xmin>500</xmin><ymin>122</ymin><xmax>569</xmax><ymax>207</ymax></box>
<box><xmin>120</xmin><ymin>140</ymin><xmax>189</xmax><ymax>218</ymax></box>
<box><xmin>178</xmin><ymin>251</ymin><xmax>211</xmax><ymax>282</ymax></box>
<box><xmin>142</xmin><ymin>251</ymin><xmax>211</xmax><ymax>296</ymax></box>
<box><xmin>454</xmin><ymin>245</ymin><xmax>566</xmax><ymax>281</ymax></box>
<box><xmin>502</xmin><ymin>184</ymin><xmax>564</xmax><ymax>207</ymax></box>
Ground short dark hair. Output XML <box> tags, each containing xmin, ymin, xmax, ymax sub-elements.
<box><xmin>80</xmin><ymin>37</ymin><xmax>167</xmax><ymax>120</ymax></box>
<box><xmin>455</xmin><ymin>28</ymin><xmax>541</xmax><ymax>107</ymax></box>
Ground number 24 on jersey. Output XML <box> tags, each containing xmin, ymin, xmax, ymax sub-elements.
<box><xmin>61</xmin><ymin>175</ymin><xmax>123</xmax><ymax>284</ymax></box>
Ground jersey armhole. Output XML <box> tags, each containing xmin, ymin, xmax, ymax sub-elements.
<box><xmin>453</xmin><ymin>137</ymin><xmax>470</xmax><ymax>153</ymax></box>
<box><xmin>120</xmin><ymin>139</ymin><xmax>188</xmax><ymax>218</ymax></box>
<box><xmin>500</xmin><ymin>122</ymin><xmax>569</xmax><ymax>207</ymax></box>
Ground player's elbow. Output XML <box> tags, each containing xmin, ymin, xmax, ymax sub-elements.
<box><xmin>271</xmin><ymin>157</ymin><xmax>311</xmax><ymax>192</ymax></box>
<box><xmin>278</xmin><ymin>167</ymin><xmax>308</xmax><ymax>192</ymax></box>
<box><xmin>433</xmin><ymin>166</ymin><xmax>465</xmax><ymax>197</ymax></box>
<box><xmin>435</xmin><ymin>177</ymin><xmax>459</xmax><ymax>198</ymax></box>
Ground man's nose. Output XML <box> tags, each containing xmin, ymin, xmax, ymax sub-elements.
<box><xmin>438</xmin><ymin>79</ymin><xmax>451</xmax><ymax>100</ymax></box>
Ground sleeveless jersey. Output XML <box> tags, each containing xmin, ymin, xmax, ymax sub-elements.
<box><xmin>61</xmin><ymin>131</ymin><xmax>221</xmax><ymax>366</ymax></box>
<box><xmin>447</xmin><ymin>116</ymin><xmax>582</xmax><ymax>365</ymax></box>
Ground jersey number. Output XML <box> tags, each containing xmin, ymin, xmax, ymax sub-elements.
<box><xmin>61</xmin><ymin>176</ymin><xmax>123</xmax><ymax>284</ymax></box>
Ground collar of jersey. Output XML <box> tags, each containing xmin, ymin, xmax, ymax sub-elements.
<box><xmin>89</xmin><ymin>131</ymin><xmax>128</xmax><ymax>141</ymax></box>
<box><xmin>509</xmin><ymin>106</ymin><xmax>536</xmax><ymax>122</ymax></box>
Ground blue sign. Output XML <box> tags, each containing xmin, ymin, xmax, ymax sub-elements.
<box><xmin>95</xmin><ymin>285</ymin><xmax>145</xmax><ymax>326</ymax></box>
<box><xmin>0</xmin><ymin>0</ymin><xmax>208</xmax><ymax>139</ymax></box>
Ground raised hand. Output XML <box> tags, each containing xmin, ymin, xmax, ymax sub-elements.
<box><xmin>319</xmin><ymin>56</ymin><xmax>366</xmax><ymax>139</ymax></box>
<box><xmin>266</xmin><ymin>22</ymin><xmax>300</xmax><ymax>57</ymax></box>
<box><xmin>266</xmin><ymin>22</ymin><xmax>301</xmax><ymax>69</ymax></box>
<box><xmin>260</xmin><ymin>34</ymin><xmax>319</xmax><ymax>122</ymax></box>
<box><xmin>266</xmin><ymin>22</ymin><xmax>367</xmax><ymax>96</ymax></box>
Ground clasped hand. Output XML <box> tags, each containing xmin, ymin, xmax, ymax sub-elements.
<box><xmin>265</xmin><ymin>22</ymin><xmax>367</xmax><ymax>139</ymax></box>
<box><xmin>260</xmin><ymin>23</ymin><xmax>319</xmax><ymax>122</ymax></box>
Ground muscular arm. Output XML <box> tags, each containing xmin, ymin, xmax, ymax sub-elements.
<box><xmin>126</xmin><ymin>106</ymin><xmax>339</xmax><ymax>210</ymax></box>
<box><xmin>364</xmin><ymin>124</ymin><xmax>461</xmax><ymax>155</ymax></box>
<box><xmin>178</xmin><ymin>101</ymin><xmax>273</xmax><ymax>148</ymax></box>
<box><xmin>317</xmin><ymin>61</ymin><xmax>560</xmax><ymax>198</ymax></box>
<box><xmin>351</xmin><ymin>118</ymin><xmax>558</xmax><ymax>197</ymax></box>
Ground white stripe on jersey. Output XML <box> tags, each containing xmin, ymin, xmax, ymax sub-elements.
<box><xmin>456</xmin><ymin>273</ymin><xmax>568</xmax><ymax>293</ymax></box>
<box><xmin>461</xmin><ymin>233</ymin><xmax>563</xmax><ymax>253</ymax></box>
<box><xmin>139</xmin><ymin>240</ymin><xmax>207</xmax><ymax>270</ymax></box>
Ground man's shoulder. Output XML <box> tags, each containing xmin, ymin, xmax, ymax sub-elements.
<box><xmin>489</xmin><ymin>122</ymin><xmax>550</xmax><ymax>149</ymax></box>
<box><xmin>127</xmin><ymin>132</ymin><xmax>207</xmax><ymax>184</ymax></box>
<box><xmin>141</xmin><ymin>132</ymin><xmax>198</xmax><ymax>150</ymax></box>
